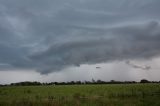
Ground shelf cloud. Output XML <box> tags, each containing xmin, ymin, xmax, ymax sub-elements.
<box><xmin>0</xmin><ymin>0</ymin><xmax>160</xmax><ymax>74</ymax></box>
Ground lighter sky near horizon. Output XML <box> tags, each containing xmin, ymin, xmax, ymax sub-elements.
<box><xmin>0</xmin><ymin>0</ymin><xmax>160</xmax><ymax>84</ymax></box>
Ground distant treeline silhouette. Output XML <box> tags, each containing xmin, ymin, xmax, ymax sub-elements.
<box><xmin>0</xmin><ymin>79</ymin><xmax>160</xmax><ymax>86</ymax></box>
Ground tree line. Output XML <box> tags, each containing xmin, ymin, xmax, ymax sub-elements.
<box><xmin>0</xmin><ymin>79</ymin><xmax>160</xmax><ymax>86</ymax></box>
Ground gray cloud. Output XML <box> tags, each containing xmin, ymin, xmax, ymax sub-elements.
<box><xmin>125</xmin><ymin>60</ymin><xmax>151</xmax><ymax>70</ymax></box>
<box><xmin>0</xmin><ymin>0</ymin><xmax>160</xmax><ymax>74</ymax></box>
<box><xmin>29</xmin><ymin>21</ymin><xmax>160</xmax><ymax>73</ymax></box>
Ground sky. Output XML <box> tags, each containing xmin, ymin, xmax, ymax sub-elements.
<box><xmin>0</xmin><ymin>0</ymin><xmax>160</xmax><ymax>84</ymax></box>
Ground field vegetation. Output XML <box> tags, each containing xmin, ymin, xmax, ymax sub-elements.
<box><xmin>0</xmin><ymin>83</ymin><xmax>160</xmax><ymax>106</ymax></box>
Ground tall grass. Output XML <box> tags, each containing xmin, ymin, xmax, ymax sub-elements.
<box><xmin>0</xmin><ymin>84</ymin><xmax>160</xmax><ymax>106</ymax></box>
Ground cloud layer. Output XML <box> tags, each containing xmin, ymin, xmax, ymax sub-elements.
<box><xmin>0</xmin><ymin>0</ymin><xmax>160</xmax><ymax>74</ymax></box>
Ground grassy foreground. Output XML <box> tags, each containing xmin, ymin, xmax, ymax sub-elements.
<box><xmin>0</xmin><ymin>84</ymin><xmax>160</xmax><ymax>106</ymax></box>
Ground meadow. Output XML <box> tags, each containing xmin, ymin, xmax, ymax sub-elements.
<box><xmin>0</xmin><ymin>84</ymin><xmax>160</xmax><ymax>106</ymax></box>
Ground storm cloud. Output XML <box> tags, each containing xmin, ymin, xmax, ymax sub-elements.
<box><xmin>0</xmin><ymin>0</ymin><xmax>160</xmax><ymax>74</ymax></box>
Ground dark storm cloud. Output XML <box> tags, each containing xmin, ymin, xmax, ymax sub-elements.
<box><xmin>0</xmin><ymin>0</ymin><xmax>160</xmax><ymax>74</ymax></box>
<box><xmin>29</xmin><ymin>21</ymin><xmax>160</xmax><ymax>73</ymax></box>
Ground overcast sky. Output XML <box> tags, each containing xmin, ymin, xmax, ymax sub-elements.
<box><xmin>0</xmin><ymin>0</ymin><xmax>160</xmax><ymax>84</ymax></box>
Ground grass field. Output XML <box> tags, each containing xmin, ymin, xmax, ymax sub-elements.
<box><xmin>0</xmin><ymin>84</ymin><xmax>160</xmax><ymax>106</ymax></box>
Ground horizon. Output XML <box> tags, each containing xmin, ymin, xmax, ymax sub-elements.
<box><xmin>1</xmin><ymin>78</ymin><xmax>159</xmax><ymax>85</ymax></box>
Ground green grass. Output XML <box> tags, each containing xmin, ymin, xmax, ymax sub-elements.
<box><xmin>0</xmin><ymin>84</ymin><xmax>160</xmax><ymax>106</ymax></box>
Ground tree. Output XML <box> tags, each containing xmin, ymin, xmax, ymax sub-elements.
<box><xmin>140</xmin><ymin>79</ymin><xmax>150</xmax><ymax>83</ymax></box>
